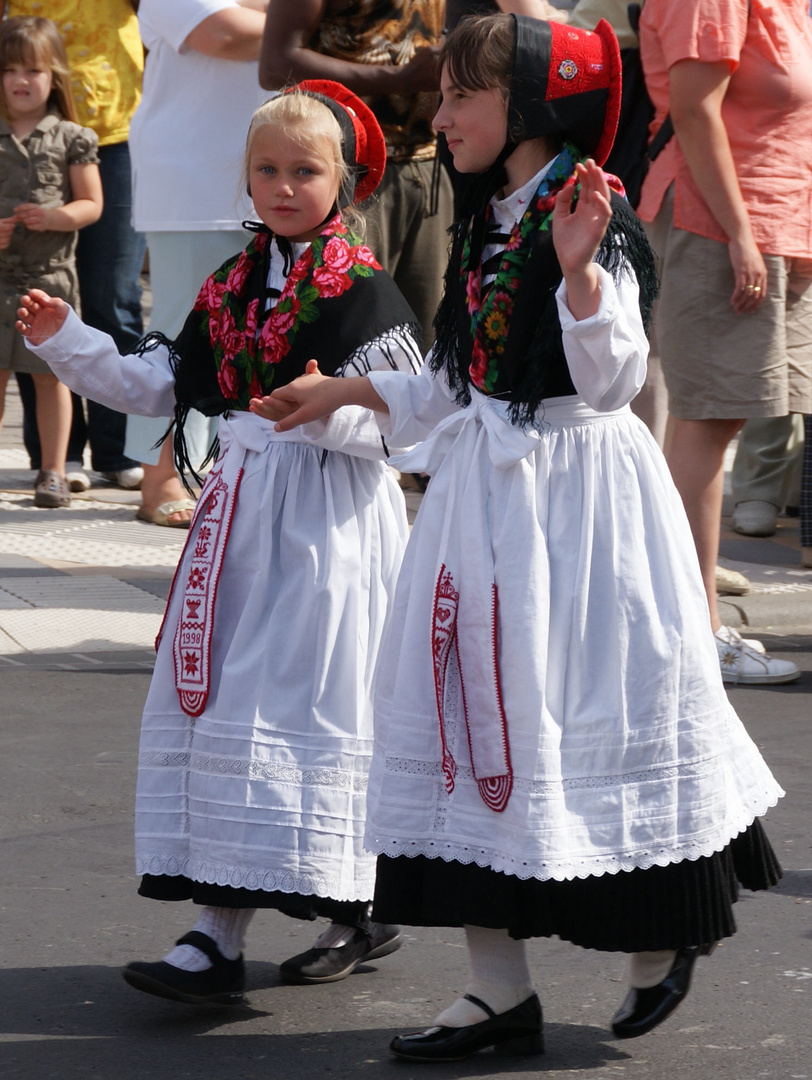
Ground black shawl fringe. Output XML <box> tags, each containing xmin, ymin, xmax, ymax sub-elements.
<box><xmin>127</xmin><ymin>329</ymin><xmax>221</xmax><ymax>494</ymax></box>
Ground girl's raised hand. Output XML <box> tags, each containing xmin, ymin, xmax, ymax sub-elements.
<box><xmin>552</xmin><ymin>159</ymin><xmax>613</xmax><ymax>277</ymax></box>
<box><xmin>16</xmin><ymin>289</ymin><xmax>69</xmax><ymax>345</ymax></box>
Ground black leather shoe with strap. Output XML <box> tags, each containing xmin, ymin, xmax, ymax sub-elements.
<box><xmin>389</xmin><ymin>992</ymin><xmax>544</xmax><ymax>1062</ymax></box>
<box><xmin>121</xmin><ymin>930</ymin><xmax>246</xmax><ymax>1004</ymax></box>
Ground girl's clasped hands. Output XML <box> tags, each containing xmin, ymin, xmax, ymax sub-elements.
<box><xmin>248</xmin><ymin>358</ymin><xmax>337</xmax><ymax>429</ymax></box>
<box><xmin>247</xmin><ymin>158</ymin><xmax>616</xmax><ymax>432</ymax></box>
<box><xmin>0</xmin><ymin>204</ymin><xmax>55</xmax><ymax>250</ymax></box>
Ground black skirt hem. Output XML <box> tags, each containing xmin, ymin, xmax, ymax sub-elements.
<box><xmin>371</xmin><ymin>819</ymin><xmax>782</xmax><ymax>953</ymax></box>
<box><xmin>137</xmin><ymin>875</ymin><xmax>371</xmax><ymax>925</ymax></box>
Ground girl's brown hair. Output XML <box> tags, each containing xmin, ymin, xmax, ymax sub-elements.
<box><xmin>0</xmin><ymin>17</ymin><xmax>79</xmax><ymax>125</ymax></box>
<box><xmin>439</xmin><ymin>13</ymin><xmax>514</xmax><ymax>96</ymax></box>
<box><xmin>439</xmin><ymin>14</ymin><xmax>563</xmax><ymax>151</ymax></box>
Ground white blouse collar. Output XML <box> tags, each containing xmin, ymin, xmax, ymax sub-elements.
<box><xmin>490</xmin><ymin>159</ymin><xmax>557</xmax><ymax>229</ymax></box>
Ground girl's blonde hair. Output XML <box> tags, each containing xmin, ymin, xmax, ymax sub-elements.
<box><xmin>243</xmin><ymin>92</ymin><xmax>365</xmax><ymax>235</ymax></box>
<box><xmin>0</xmin><ymin>17</ymin><xmax>78</xmax><ymax>124</ymax></box>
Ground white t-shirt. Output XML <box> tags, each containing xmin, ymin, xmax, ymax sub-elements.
<box><xmin>129</xmin><ymin>0</ymin><xmax>268</xmax><ymax>231</ymax></box>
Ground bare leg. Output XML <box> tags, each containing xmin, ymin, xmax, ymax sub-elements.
<box><xmin>31</xmin><ymin>371</ymin><xmax>71</xmax><ymax>475</ymax></box>
<box><xmin>139</xmin><ymin>438</ymin><xmax>194</xmax><ymax>526</ymax></box>
<box><xmin>666</xmin><ymin>416</ymin><xmax>745</xmax><ymax>630</ymax></box>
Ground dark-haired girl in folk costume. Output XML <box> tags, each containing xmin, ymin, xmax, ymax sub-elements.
<box><xmin>17</xmin><ymin>83</ymin><xmax>422</xmax><ymax>1002</ymax></box>
<box><xmin>259</xmin><ymin>15</ymin><xmax>784</xmax><ymax>1060</ymax></box>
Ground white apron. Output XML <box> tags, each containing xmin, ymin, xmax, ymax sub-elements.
<box><xmin>364</xmin><ymin>391</ymin><xmax>783</xmax><ymax>882</ymax></box>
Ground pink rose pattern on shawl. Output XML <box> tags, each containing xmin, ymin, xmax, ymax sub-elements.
<box><xmin>311</xmin><ymin>267</ymin><xmax>352</xmax><ymax>297</ymax></box>
<box><xmin>196</xmin><ymin>217</ymin><xmax>381</xmax><ymax>410</ymax></box>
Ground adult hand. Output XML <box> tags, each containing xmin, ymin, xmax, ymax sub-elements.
<box><xmin>728</xmin><ymin>236</ymin><xmax>768</xmax><ymax>314</ymax></box>
<box><xmin>16</xmin><ymin>289</ymin><xmax>69</xmax><ymax>345</ymax></box>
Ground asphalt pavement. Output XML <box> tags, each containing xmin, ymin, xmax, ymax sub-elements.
<box><xmin>0</xmin><ymin>377</ymin><xmax>810</xmax><ymax>1079</ymax></box>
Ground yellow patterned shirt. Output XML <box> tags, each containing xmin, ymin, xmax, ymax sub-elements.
<box><xmin>7</xmin><ymin>0</ymin><xmax>144</xmax><ymax>145</ymax></box>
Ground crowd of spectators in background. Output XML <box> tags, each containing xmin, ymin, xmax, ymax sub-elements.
<box><xmin>1</xmin><ymin>3</ymin><xmax>810</xmax><ymax>675</ymax></box>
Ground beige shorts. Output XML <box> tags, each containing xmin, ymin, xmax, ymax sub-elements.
<box><xmin>650</xmin><ymin>187</ymin><xmax>812</xmax><ymax>420</ymax></box>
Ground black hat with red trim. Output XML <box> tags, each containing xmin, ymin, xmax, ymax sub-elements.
<box><xmin>284</xmin><ymin>80</ymin><xmax>387</xmax><ymax>205</ymax></box>
<box><xmin>508</xmin><ymin>16</ymin><xmax>621</xmax><ymax>166</ymax></box>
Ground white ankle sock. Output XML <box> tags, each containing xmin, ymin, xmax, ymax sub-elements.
<box><xmin>432</xmin><ymin>926</ymin><xmax>534</xmax><ymax>1028</ymax></box>
<box><xmin>313</xmin><ymin>922</ymin><xmax>357</xmax><ymax>949</ymax></box>
<box><xmin>629</xmin><ymin>950</ymin><xmax>677</xmax><ymax>989</ymax></box>
<box><xmin>163</xmin><ymin>907</ymin><xmax>257</xmax><ymax>970</ymax></box>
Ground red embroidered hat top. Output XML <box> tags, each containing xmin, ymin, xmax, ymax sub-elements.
<box><xmin>508</xmin><ymin>16</ymin><xmax>621</xmax><ymax>165</ymax></box>
<box><xmin>286</xmin><ymin>79</ymin><xmax>387</xmax><ymax>204</ymax></box>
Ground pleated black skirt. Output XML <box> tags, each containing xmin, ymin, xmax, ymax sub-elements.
<box><xmin>138</xmin><ymin>875</ymin><xmax>371</xmax><ymax>925</ymax></box>
<box><xmin>372</xmin><ymin>819</ymin><xmax>781</xmax><ymax>952</ymax></box>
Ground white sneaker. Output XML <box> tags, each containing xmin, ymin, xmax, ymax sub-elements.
<box><xmin>65</xmin><ymin>462</ymin><xmax>91</xmax><ymax>492</ymax></box>
<box><xmin>741</xmin><ymin>636</ymin><xmax>766</xmax><ymax>654</ymax></box>
<box><xmin>714</xmin><ymin>626</ymin><xmax>800</xmax><ymax>685</ymax></box>
<box><xmin>732</xmin><ymin>501</ymin><xmax>778</xmax><ymax>537</ymax></box>
<box><xmin>101</xmin><ymin>466</ymin><xmax>144</xmax><ymax>490</ymax></box>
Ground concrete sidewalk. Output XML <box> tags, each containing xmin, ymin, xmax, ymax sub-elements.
<box><xmin>717</xmin><ymin>508</ymin><xmax>812</xmax><ymax>636</ymax></box>
<box><xmin>0</xmin><ymin>379</ymin><xmax>426</xmax><ymax>669</ymax></box>
<box><xmin>1</xmin><ymin>376</ymin><xmax>810</xmax><ymax>670</ymax></box>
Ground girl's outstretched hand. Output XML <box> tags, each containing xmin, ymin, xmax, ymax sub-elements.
<box><xmin>16</xmin><ymin>289</ymin><xmax>69</xmax><ymax>345</ymax></box>
<box><xmin>552</xmin><ymin>159</ymin><xmax>613</xmax><ymax>276</ymax></box>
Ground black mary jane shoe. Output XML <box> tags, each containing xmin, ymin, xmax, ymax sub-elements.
<box><xmin>389</xmin><ymin>992</ymin><xmax>544</xmax><ymax>1062</ymax></box>
<box><xmin>612</xmin><ymin>944</ymin><xmax>715</xmax><ymax>1039</ymax></box>
<box><xmin>122</xmin><ymin>930</ymin><xmax>246</xmax><ymax>1005</ymax></box>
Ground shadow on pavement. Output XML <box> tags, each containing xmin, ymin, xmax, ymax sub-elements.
<box><xmin>0</xmin><ymin>962</ymin><xmax>630</xmax><ymax>1078</ymax></box>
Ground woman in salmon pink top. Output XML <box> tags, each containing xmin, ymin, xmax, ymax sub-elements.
<box><xmin>638</xmin><ymin>0</ymin><xmax>812</xmax><ymax>686</ymax></box>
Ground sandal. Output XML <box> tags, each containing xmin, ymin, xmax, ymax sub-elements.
<box><xmin>136</xmin><ymin>498</ymin><xmax>196</xmax><ymax>528</ymax></box>
<box><xmin>33</xmin><ymin>469</ymin><xmax>71</xmax><ymax>508</ymax></box>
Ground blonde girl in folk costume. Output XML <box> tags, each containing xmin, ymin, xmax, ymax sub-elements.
<box><xmin>0</xmin><ymin>16</ymin><xmax>102</xmax><ymax>508</ymax></box>
<box><xmin>260</xmin><ymin>16</ymin><xmax>784</xmax><ymax>1060</ymax></box>
<box><xmin>18</xmin><ymin>83</ymin><xmax>422</xmax><ymax>1001</ymax></box>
